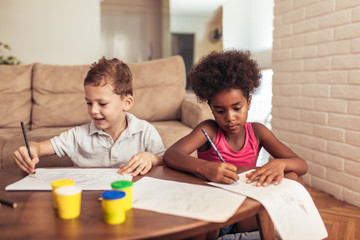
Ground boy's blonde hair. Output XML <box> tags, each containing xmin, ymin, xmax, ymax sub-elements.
<box><xmin>84</xmin><ymin>57</ymin><xmax>133</xmax><ymax>97</ymax></box>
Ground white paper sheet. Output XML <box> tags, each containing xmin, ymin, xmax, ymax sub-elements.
<box><xmin>208</xmin><ymin>171</ymin><xmax>328</xmax><ymax>240</ymax></box>
<box><xmin>5</xmin><ymin>168</ymin><xmax>132</xmax><ymax>191</ymax></box>
<box><xmin>132</xmin><ymin>177</ymin><xmax>246</xmax><ymax>222</ymax></box>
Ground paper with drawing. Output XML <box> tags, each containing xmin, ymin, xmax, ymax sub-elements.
<box><xmin>5</xmin><ymin>168</ymin><xmax>132</xmax><ymax>191</ymax></box>
<box><xmin>132</xmin><ymin>177</ymin><xmax>246</xmax><ymax>222</ymax></box>
<box><xmin>208</xmin><ymin>171</ymin><xmax>328</xmax><ymax>240</ymax></box>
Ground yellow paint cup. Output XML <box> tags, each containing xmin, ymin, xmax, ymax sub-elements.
<box><xmin>111</xmin><ymin>180</ymin><xmax>133</xmax><ymax>210</ymax></box>
<box><xmin>51</xmin><ymin>179</ymin><xmax>75</xmax><ymax>209</ymax></box>
<box><xmin>55</xmin><ymin>185</ymin><xmax>82</xmax><ymax>219</ymax></box>
<box><xmin>101</xmin><ymin>190</ymin><xmax>126</xmax><ymax>225</ymax></box>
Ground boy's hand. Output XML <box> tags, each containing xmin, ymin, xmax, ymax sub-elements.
<box><xmin>245</xmin><ymin>159</ymin><xmax>286</xmax><ymax>187</ymax></box>
<box><xmin>119</xmin><ymin>152</ymin><xmax>159</xmax><ymax>176</ymax></box>
<box><xmin>201</xmin><ymin>161</ymin><xmax>239</xmax><ymax>184</ymax></box>
<box><xmin>13</xmin><ymin>145</ymin><xmax>39</xmax><ymax>174</ymax></box>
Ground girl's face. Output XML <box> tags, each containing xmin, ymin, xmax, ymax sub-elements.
<box><xmin>84</xmin><ymin>84</ymin><xmax>133</xmax><ymax>136</ymax></box>
<box><xmin>209</xmin><ymin>88</ymin><xmax>251</xmax><ymax>135</ymax></box>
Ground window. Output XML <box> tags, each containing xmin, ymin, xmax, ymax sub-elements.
<box><xmin>248</xmin><ymin>69</ymin><xmax>273</xmax><ymax>166</ymax></box>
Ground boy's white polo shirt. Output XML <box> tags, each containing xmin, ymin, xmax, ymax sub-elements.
<box><xmin>50</xmin><ymin>113</ymin><xmax>165</xmax><ymax>167</ymax></box>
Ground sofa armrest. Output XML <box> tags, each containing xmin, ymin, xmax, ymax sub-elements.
<box><xmin>181</xmin><ymin>91</ymin><xmax>213</xmax><ymax>128</ymax></box>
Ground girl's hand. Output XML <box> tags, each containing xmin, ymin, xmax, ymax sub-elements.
<box><xmin>119</xmin><ymin>152</ymin><xmax>160</xmax><ymax>176</ymax></box>
<box><xmin>245</xmin><ymin>159</ymin><xmax>286</xmax><ymax>187</ymax></box>
<box><xmin>13</xmin><ymin>145</ymin><xmax>39</xmax><ymax>174</ymax></box>
<box><xmin>201</xmin><ymin>161</ymin><xmax>239</xmax><ymax>184</ymax></box>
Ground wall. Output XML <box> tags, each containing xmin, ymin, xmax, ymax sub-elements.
<box><xmin>223</xmin><ymin>0</ymin><xmax>274</xmax><ymax>69</ymax></box>
<box><xmin>101</xmin><ymin>0</ymin><xmax>169</xmax><ymax>62</ymax></box>
<box><xmin>161</xmin><ymin>0</ymin><xmax>171</xmax><ymax>58</ymax></box>
<box><xmin>0</xmin><ymin>0</ymin><xmax>101</xmax><ymax>65</ymax></box>
<box><xmin>222</xmin><ymin>0</ymin><xmax>274</xmax><ymax>166</ymax></box>
<box><xmin>272</xmin><ymin>0</ymin><xmax>360</xmax><ymax>207</ymax></box>
<box><xmin>170</xmin><ymin>4</ymin><xmax>223</xmax><ymax>62</ymax></box>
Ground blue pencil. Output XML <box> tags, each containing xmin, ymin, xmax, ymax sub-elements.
<box><xmin>201</xmin><ymin>128</ymin><xmax>225</xmax><ymax>163</ymax></box>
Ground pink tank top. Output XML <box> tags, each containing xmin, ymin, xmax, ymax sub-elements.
<box><xmin>197</xmin><ymin>122</ymin><xmax>259</xmax><ymax>167</ymax></box>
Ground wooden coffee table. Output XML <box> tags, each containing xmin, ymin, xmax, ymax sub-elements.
<box><xmin>0</xmin><ymin>166</ymin><xmax>275</xmax><ymax>239</ymax></box>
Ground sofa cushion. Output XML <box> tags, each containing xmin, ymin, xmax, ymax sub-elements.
<box><xmin>1</xmin><ymin>127</ymin><xmax>74</xmax><ymax>168</ymax></box>
<box><xmin>0</xmin><ymin>64</ymin><xmax>33</xmax><ymax>128</ymax></box>
<box><xmin>151</xmin><ymin>120</ymin><xmax>192</xmax><ymax>149</ymax></box>
<box><xmin>151</xmin><ymin>121</ymin><xmax>196</xmax><ymax>157</ymax></box>
<box><xmin>31</xmin><ymin>56</ymin><xmax>186</xmax><ymax>129</ymax></box>
<box><xmin>31</xmin><ymin>63</ymin><xmax>91</xmax><ymax>129</ymax></box>
<box><xmin>128</xmin><ymin>55</ymin><xmax>186</xmax><ymax>121</ymax></box>
<box><xmin>181</xmin><ymin>92</ymin><xmax>214</xmax><ymax>128</ymax></box>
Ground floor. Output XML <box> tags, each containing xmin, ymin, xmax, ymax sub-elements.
<box><xmin>306</xmin><ymin>186</ymin><xmax>360</xmax><ymax>240</ymax></box>
<box><xmin>217</xmin><ymin>186</ymin><xmax>360</xmax><ymax>240</ymax></box>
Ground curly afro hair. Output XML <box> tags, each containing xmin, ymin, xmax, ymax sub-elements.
<box><xmin>189</xmin><ymin>50</ymin><xmax>262</xmax><ymax>102</ymax></box>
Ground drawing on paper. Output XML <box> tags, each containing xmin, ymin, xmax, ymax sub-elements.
<box><xmin>5</xmin><ymin>168</ymin><xmax>132</xmax><ymax>191</ymax></box>
<box><xmin>132</xmin><ymin>177</ymin><xmax>246</xmax><ymax>222</ymax></box>
<box><xmin>158</xmin><ymin>186</ymin><xmax>211</xmax><ymax>213</ymax></box>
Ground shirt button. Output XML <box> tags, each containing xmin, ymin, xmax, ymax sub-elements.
<box><xmin>107</xmin><ymin>137</ymin><xmax>111</xmax><ymax>141</ymax></box>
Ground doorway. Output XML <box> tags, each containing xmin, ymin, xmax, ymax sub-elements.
<box><xmin>171</xmin><ymin>33</ymin><xmax>194</xmax><ymax>89</ymax></box>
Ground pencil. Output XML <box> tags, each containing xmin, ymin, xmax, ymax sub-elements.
<box><xmin>20</xmin><ymin>122</ymin><xmax>36</xmax><ymax>175</ymax></box>
<box><xmin>201</xmin><ymin>128</ymin><xmax>225</xmax><ymax>163</ymax></box>
<box><xmin>0</xmin><ymin>199</ymin><xmax>18</xmax><ymax>208</ymax></box>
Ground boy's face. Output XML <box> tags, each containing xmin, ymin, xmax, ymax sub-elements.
<box><xmin>84</xmin><ymin>83</ymin><xmax>133</xmax><ymax>135</ymax></box>
<box><xmin>209</xmin><ymin>88</ymin><xmax>251</xmax><ymax>136</ymax></box>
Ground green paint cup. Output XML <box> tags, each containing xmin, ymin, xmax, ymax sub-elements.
<box><xmin>111</xmin><ymin>180</ymin><xmax>133</xmax><ymax>210</ymax></box>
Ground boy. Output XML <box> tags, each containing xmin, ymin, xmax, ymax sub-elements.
<box><xmin>14</xmin><ymin>57</ymin><xmax>165</xmax><ymax>176</ymax></box>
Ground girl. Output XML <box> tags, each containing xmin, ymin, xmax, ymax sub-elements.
<box><xmin>163</xmin><ymin>50</ymin><xmax>308</xmax><ymax>238</ymax></box>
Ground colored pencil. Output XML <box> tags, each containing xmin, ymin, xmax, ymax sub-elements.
<box><xmin>0</xmin><ymin>199</ymin><xmax>18</xmax><ymax>208</ymax></box>
<box><xmin>20</xmin><ymin>122</ymin><xmax>36</xmax><ymax>175</ymax></box>
<box><xmin>201</xmin><ymin>128</ymin><xmax>225</xmax><ymax>163</ymax></box>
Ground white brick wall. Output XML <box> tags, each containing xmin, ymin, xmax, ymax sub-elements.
<box><xmin>273</xmin><ymin>0</ymin><xmax>360</xmax><ymax>207</ymax></box>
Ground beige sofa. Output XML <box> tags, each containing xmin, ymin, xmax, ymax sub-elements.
<box><xmin>0</xmin><ymin>56</ymin><xmax>212</xmax><ymax>169</ymax></box>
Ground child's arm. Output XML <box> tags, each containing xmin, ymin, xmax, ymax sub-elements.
<box><xmin>118</xmin><ymin>152</ymin><xmax>163</xmax><ymax>176</ymax></box>
<box><xmin>13</xmin><ymin>140</ymin><xmax>56</xmax><ymax>174</ymax></box>
<box><xmin>246</xmin><ymin>123</ymin><xmax>308</xmax><ymax>187</ymax></box>
<box><xmin>164</xmin><ymin>122</ymin><xmax>239</xmax><ymax>184</ymax></box>
<box><xmin>118</xmin><ymin>121</ymin><xmax>165</xmax><ymax>177</ymax></box>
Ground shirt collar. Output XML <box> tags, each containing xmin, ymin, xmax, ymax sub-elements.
<box><xmin>89</xmin><ymin>121</ymin><xmax>102</xmax><ymax>135</ymax></box>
